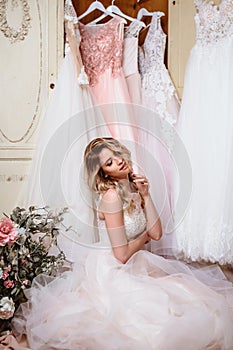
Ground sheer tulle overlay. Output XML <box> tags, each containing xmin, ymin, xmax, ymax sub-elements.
<box><xmin>175</xmin><ymin>0</ymin><xmax>233</xmax><ymax>264</ymax></box>
<box><xmin>12</xmin><ymin>250</ymin><xmax>233</xmax><ymax>350</ymax></box>
<box><xmin>12</xmin><ymin>200</ymin><xmax>233</xmax><ymax>350</ymax></box>
<box><xmin>16</xmin><ymin>22</ymin><xmax>111</xmax><ymax>248</ymax></box>
<box><xmin>138</xmin><ymin>12</ymin><xmax>180</xmax><ymax>255</ymax></box>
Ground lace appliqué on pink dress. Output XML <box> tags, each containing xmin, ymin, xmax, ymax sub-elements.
<box><xmin>79</xmin><ymin>17</ymin><xmax>124</xmax><ymax>87</ymax></box>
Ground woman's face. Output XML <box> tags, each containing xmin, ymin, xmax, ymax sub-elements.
<box><xmin>99</xmin><ymin>147</ymin><xmax>130</xmax><ymax>180</ymax></box>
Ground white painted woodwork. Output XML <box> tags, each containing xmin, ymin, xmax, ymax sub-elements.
<box><xmin>0</xmin><ymin>0</ymin><xmax>64</xmax><ymax>214</ymax></box>
<box><xmin>168</xmin><ymin>0</ymin><xmax>196</xmax><ymax>99</ymax></box>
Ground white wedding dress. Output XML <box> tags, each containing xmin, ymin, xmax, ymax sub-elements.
<box><xmin>12</xmin><ymin>192</ymin><xmax>233</xmax><ymax>350</ymax></box>
<box><xmin>16</xmin><ymin>2</ymin><xmax>110</xmax><ymax>254</ymax></box>
<box><xmin>175</xmin><ymin>0</ymin><xmax>233</xmax><ymax>264</ymax></box>
<box><xmin>137</xmin><ymin>12</ymin><xmax>181</xmax><ymax>256</ymax></box>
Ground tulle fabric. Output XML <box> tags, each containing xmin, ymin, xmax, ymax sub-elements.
<box><xmin>138</xmin><ymin>13</ymin><xmax>180</xmax><ymax>256</ymax></box>
<box><xmin>16</xmin><ymin>49</ymin><xmax>110</xmax><ymax>250</ymax></box>
<box><xmin>12</xmin><ymin>249</ymin><xmax>233</xmax><ymax>350</ymax></box>
<box><xmin>122</xmin><ymin>35</ymin><xmax>142</xmax><ymax>105</ymax></box>
<box><xmin>175</xmin><ymin>29</ymin><xmax>233</xmax><ymax>264</ymax></box>
<box><xmin>90</xmin><ymin>69</ymin><xmax>137</xmax><ymax>142</ymax></box>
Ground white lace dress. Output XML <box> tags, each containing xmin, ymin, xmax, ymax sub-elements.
<box><xmin>96</xmin><ymin>192</ymin><xmax>147</xmax><ymax>247</ymax></box>
<box><xmin>139</xmin><ymin>12</ymin><xmax>180</xmax><ymax>151</ymax></box>
<box><xmin>12</xmin><ymin>193</ymin><xmax>233</xmax><ymax>350</ymax></box>
<box><xmin>175</xmin><ymin>0</ymin><xmax>233</xmax><ymax>265</ymax></box>
<box><xmin>137</xmin><ymin>12</ymin><xmax>180</xmax><ymax>255</ymax></box>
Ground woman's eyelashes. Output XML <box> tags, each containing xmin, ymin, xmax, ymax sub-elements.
<box><xmin>105</xmin><ymin>158</ymin><xmax>112</xmax><ymax>167</ymax></box>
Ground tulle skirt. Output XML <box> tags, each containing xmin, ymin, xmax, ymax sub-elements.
<box><xmin>175</xmin><ymin>37</ymin><xmax>233</xmax><ymax>264</ymax></box>
<box><xmin>138</xmin><ymin>65</ymin><xmax>181</xmax><ymax>257</ymax></box>
<box><xmin>16</xmin><ymin>49</ymin><xmax>110</xmax><ymax>246</ymax></box>
<box><xmin>12</xmin><ymin>249</ymin><xmax>233</xmax><ymax>350</ymax></box>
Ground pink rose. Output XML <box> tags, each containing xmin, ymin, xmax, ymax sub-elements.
<box><xmin>2</xmin><ymin>272</ymin><xmax>9</xmax><ymax>280</ymax></box>
<box><xmin>4</xmin><ymin>280</ymin><xmax>14</xmax><ymax>288</ymax></box>
<box><xmin>0</xmin><ymin>218</ymin><xmax>14</xmax><ymax>234</ymax></box>
<box><xmin>0</xmin><ymin>218</ymin><xmax>18</xmax><ymax>246</ymax></box>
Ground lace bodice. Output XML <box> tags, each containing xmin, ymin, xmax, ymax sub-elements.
<box><xmin>97</xmin><ymin>192</ymin><xmax>147</xmax><ymax>247</ymax></box>
<box><xmin>194</xmin><ymin>0</ymin><xmax>233</xmax><ymax>46</ymax></box>
<box><xmin>139</xmin><ymin>12</ymin><xmax>166</xmax><ymax>76</ymax></box>
<box><xmin>139</xmin><ymin>12</ymin><xmax>180</xmax><ymax>150</ymax></box>
<box><xmin>64</xmin><ymin>0</ymin><xmax>89</xmax><ymax>86</ymax></box>
<box><xmin>79</xmin><ymin>17</ymin><xmax>124</xmax><ymax>87</ymax></box>
<box><xmin>64</xmin><ymin>0</ymin><xmax>78</xmax><ymax>24</ymax></box>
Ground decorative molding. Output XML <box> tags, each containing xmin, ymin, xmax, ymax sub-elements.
<box><xmin>0</xmin><ymin>174</ymin><xmax>28</xmax><ymax>182</ymax></box>
<box><xmin>0</xmin><ymin>0</ymin><xmax>64</xmax><ymax>145</ymax></box>
<box><xmin>0</xmin><ymin>0</ymin><xmax>42</xmax><ymax>144</ymax></box>
<box><xmin>0</xmin><ymin>0</ymin><xmax>31</xmax><ymax>43</ymax></box>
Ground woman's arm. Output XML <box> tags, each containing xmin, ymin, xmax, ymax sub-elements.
<box><xmin>99</xmin><ymin>189</ymin><xmax>150</xmax><ymax>264</ymax></box>
<box><xmin>131</xmin><ymin>174</ymin><xmax>162</xmax><ymax>241</ymax></box>
<box><xmin>143</xmin><ymin>194</ymin><xmax>162</xmax><ymax>240</ymax></box>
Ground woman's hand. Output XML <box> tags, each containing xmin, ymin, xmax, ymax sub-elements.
<box><xmin>131</xmin><ymin>173</ymin><xmax>149</xmax><ymax>198</ymax></box>
<box><xmin>132</xmin><ymin>174</ymin><xmax>162</xmax><ymax>242</ymax></box>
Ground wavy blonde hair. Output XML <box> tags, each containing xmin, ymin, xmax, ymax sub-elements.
<box><xmin>84</xmin><ymin>137</ymin><xmax>143</xmax><ymax>212</ymax></box>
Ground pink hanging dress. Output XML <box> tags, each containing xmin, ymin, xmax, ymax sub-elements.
<box><xmin>79</xmin><ymin>17</ymin><xmax>136</xmax><ymax>143</ymax></box>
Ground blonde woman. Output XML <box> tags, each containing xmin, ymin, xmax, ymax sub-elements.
<box><xmin>12</xmin><ymin>138</ymin><xmax>233</xmax><ymax>350</ymax></box>
<box><xmin>84</xmin><ymin>137</ymin><xmax>162</xmax><ymax>263</ymax></box>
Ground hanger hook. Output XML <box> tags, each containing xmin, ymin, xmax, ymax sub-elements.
<box><xmin>111</xmin><ymin>0</ymin><xmax>115</xmax><ymax>5</ymax></box>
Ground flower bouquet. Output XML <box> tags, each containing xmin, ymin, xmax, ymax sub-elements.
<box><xmin>0</xmin><ymin>206</ymin><xmax>67</xmax><ymax>333</ymax></box>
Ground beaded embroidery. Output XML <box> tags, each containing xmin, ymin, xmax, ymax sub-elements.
<box><xmin>79</xmin><ymin>17</ymin><xmax>124</xmax><ymax>87</ymax></box>
<box><xmin>194</xmin><ymin>0</ymin><xmax>233</xmax><ymax>46</ymax></box>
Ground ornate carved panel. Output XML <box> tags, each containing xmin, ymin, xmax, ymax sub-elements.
<box><xmin>0</xmin><ymin>0</ymin><xmax>64</xmax><ymax>151</ymax></box>
<box><xmin>0</xmin><ymin>0</ymin><xmax>64</xmax><ymax>213</ymax></box>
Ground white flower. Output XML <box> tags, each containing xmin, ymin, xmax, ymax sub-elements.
<box><xmin>33</xmin><ymin>218</ymin><xmax>42</xmax><ymax>225</ymax></box>
<box><xmin>0</xmin><ymin>296</ymin><xmax>15</xmax><ymax>319</ymax></box>
<box><xmin>18</xmin><ymin>227</ymin><xmax>25</xmax><ymax>235</ymax></box>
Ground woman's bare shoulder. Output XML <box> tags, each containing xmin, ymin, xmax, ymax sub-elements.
<box><xmin>100</xmin><ymin>189</ymin><xmax>123</xmax><ymax>214</ymax></box>
<box><xmin>102</xmin><ymin>189</ymin><xmax>119</xmax><ymax>202</ymax></box>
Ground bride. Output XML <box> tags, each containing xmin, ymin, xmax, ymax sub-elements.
<box><xmin>12</xmin><ymin>137</ymin><xmax>233</xmax><ymax>350</ymax></box>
